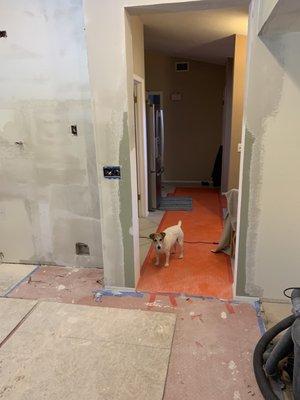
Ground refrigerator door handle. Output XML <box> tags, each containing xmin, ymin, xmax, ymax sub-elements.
<box><xmin>160</xmin><ymin>109</ymin><xmax>165</xmax><ymax>173</ymax></box>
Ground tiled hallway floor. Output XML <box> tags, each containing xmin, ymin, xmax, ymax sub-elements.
<box><xmin>138</xmin><ymin>188</ymin><xmax>233</xmax><ymax>299</ymax></box>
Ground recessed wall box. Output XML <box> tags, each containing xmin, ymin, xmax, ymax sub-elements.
<box><xmin>103</xmin><ymin>166</ymin><xmax>121</xmax><ymax>179</ymax></box>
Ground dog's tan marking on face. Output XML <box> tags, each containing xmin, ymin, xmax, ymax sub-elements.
<box><xmin>149</xmin><ymin>232</ymin><xmax>165</xmax><ymax>241</ymax></box>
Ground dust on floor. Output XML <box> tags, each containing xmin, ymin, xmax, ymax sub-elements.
<box><xmin>0</xmin><ymin>299</ymin><xmax>175</xmax><ymax>400</ymax></box>
<box><xmin>0</xmin><ymin>263</ymin><xmax>265</xmax><ymax>399</ymax></box>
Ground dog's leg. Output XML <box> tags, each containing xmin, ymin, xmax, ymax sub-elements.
<box><xmin>155</xmin><ymin>253</ymin><xmax>160</xmax><ymax>266</ymax></box>
<box><xmin>178</xmin><ymin>238</ymin><xmax>184</xmax><ymax>259</ymax></box>
<box><xmin>171</xmin><ymin>241</ymin><xmax>177</xmax><ymax>254</ymax></box>
<box><xmin>164</xmin><ymin>251</ymin><xmax>170</xmax><ymax>267</ymax></box>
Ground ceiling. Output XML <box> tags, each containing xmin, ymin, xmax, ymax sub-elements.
<box><xmin>139</xmin><ymin>3</ymin><xmax>250</xmax><ymax>65</ymax></box>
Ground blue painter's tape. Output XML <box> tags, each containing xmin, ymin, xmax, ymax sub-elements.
<box><xmin>94</xmin><ymin>289</ymin><xmax>144</xmax><ymax>298</ymax></box>
<box><xmin>2</xmin><ymin>265</ymin><xmax>40</xmax><ymax>298</ymax></box>
<box><xmin>253</xmin><ymin>300</ymin><xmax>266</xmax><ymax>336</ymax></box>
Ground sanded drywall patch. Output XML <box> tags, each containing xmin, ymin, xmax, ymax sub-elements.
<box><xmin>236</xmin><ymin>130</ymin><xmax>253</xmax><ymax>296</ymax></box>
<box><xmin>236</xmin><ymin>0</ymin><xmax>285</xmax><ymax>297</ymax></box>
<box><xmin>252</xmin><ymin>32</ymin><xmax>300</xmax><ymax>298</ymax></box>
<box><xmin>83</xmin><ymin>0</ymin><xmax>141</xmax><ymax>287</ymax></box>
<box><xmin>258</xmin><ymin>0</ymin><xmax>279</xmax><ymax>32</ymax></box>
<box><xmin>120</xmin><ymin>114</ymin><xmax>135</xmax><ymax>287</ymax></box>
<box><xmin>0</xmin><ymin>0</ymin><xmax>102</xmax><ymax>267</ymax></box>
<box><xmin>242</xmin><ymin>37</ymin><xmax>284</xmax><ymax>297</ymax></box>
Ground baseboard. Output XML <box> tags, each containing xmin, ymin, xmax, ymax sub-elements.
<box><xmin>234</xmin><ymin>295</ymin><xmax>260</xmax><ymax>304</ymax></box>
<box><xmin>162</xmin><ymin>180</ymin><xmax>201</xmax><ymax>184</ymax></box>
<box><xmin>162</xmin><ymin>180</ymin><xmax>216</xmax><ymax>187</ymax></box>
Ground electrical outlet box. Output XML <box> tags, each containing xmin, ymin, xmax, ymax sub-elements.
<box><xmin>71</xmin><ymin>125</ymin><xmax>78</xmax><ymax>136</ymax></box>
<box><xmin>238</xmin><ymin>143</ymin><xmax>243</xmax><ymax>153</ymax></box>
<box><xmin>103</xmin><ymin>166</ymin><xmax>121</xmax><ymax>179</ymax></box>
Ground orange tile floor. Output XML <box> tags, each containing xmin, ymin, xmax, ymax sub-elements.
<box><xmin>137</xmin><ymin>187</ymin><xmax>233</xmax><ymax>300</ymax></box>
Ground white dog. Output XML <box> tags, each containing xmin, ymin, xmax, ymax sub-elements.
<box><xmin>149</xmin><ymin>220</ymin><xmax>184</xmax><ymax>267</ymax></box>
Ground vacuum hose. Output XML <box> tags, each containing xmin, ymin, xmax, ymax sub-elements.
<box><xmin>253</xmin><ymin>314</ymin><xmax>296</xmax><ymax>400</ymax></box>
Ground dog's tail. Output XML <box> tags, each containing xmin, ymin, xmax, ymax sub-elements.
<box><xmin>178</xmin><ymin>220</ymin><xmax>182</xmax><ymax>227</ymax></box>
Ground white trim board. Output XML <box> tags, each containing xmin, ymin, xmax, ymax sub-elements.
<box><xmin>162</xmin><ymin>180</ymin><xmax>202</xmax><ymax>185</ymax></box>
<box><xmin>134</xmin><ymin>75</ymin><xmax>148</xmax><ymax>218</ymax></box>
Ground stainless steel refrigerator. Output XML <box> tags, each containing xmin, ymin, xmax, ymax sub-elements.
<box><xmin>146</xmin><ymin>95</ymin><xmax>164</xmax><ymax>211</ymax></box>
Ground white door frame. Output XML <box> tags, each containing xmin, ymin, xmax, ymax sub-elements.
<box><xmin>133</xmin><ymin>74</ymin><xmax>148</xmax><ymax>218</ymax></box>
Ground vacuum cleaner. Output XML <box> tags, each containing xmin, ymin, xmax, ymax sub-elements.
<box><xmin>253</xmin><ymin>287</ymin><xmax>300</xmax><ymax>399</ymax></box>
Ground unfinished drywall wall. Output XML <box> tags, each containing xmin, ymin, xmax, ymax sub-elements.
<box><xmin>83</xmin><ymin>0</ymin><xmax>251</xmax><ymax>287</ymax></box>
<box><xmin>258</xmin><ymin>0</ymin><xmax>279</xmax><ymax>31</ymax></box>
<box><xmin>0</xmin><ymin>0</ymin><xmax>102</xmax><ymax>268</ymax></box>
<box><xmin>236</xmin><ymin>0</ymin><xmax>300</xmax><ymax>300</ymax></box>
<box><xmin>145</xmin><ymin>50</ymin><xmax>225</xmax><ymax>182</ymax></box>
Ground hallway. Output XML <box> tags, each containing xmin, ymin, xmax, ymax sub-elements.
<box><xmin>137</xmin><ymin>188</ymin><xmax>233</xmax><ymax>300</ymax></box>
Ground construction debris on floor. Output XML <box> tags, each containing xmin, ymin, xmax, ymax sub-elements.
<box><xmin>8</xmin><ymin>265</ymin><xmax>103</xmax><ymax>303</ymax></box>
<box><xmin>0</xmin><ymin>299</ymin><xmax>175</xmax><ymax>400</ymax></box>
<box><xmin>0</xmin><ymin>263</ymin><xmax>264</xmax><ymax>400</ymax></box>
<box><xmin>0</xmin><ymin>264</ymin><xmax>37</xmax><ymax>296</ymax></box>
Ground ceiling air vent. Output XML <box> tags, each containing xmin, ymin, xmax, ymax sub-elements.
<box><xmin>175</xmin><ymin>61</ymin><xmax>189</xmax><ymax>72</ymax></box>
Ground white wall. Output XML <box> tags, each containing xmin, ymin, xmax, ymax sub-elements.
<box><xmin>236</xmin><ymin>0</ymin><xmax>300</xmax><ymax>299</ymax></box>
<box><xmin>0</xmin><ymin>0</ymin><xmax>102</xmax><ymax>267</ymax></box>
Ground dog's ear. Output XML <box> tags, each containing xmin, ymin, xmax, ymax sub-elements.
<box><xmin>149</xmin><ymin>233</ymin><xmax>156</xmax><ymax>240</ymax></box>
<box><xmin>160</xmin><ymin>232</ymin><xmax>166</xmax><ymax>239</ymax></box>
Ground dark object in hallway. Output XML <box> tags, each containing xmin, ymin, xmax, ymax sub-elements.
<box><xmin>201</xmin><ymin>181</ymin><xmax>210</xmax><ymax>186</ymax></box>
<box><xmin>211</xmin><ymin>145</ymin><xmax>223</xmax><ymax>187</ymax></box>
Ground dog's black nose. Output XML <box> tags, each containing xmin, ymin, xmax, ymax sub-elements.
<box><xmin>157</xmin><ymin>246</ymin><xmax>161</xmax><ymax>250</ymax></box>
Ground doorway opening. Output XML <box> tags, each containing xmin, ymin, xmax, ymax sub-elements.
<box><xmin>129</xmin><ymin>2</ymin><xmax>249</xmax><ymax>299</ymax></box>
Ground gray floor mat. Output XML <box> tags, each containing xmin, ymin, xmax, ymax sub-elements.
<box><xmin>158</xmin><ymin>196</ymin><xmax>192</xmax><ymax>211</ymax></box>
